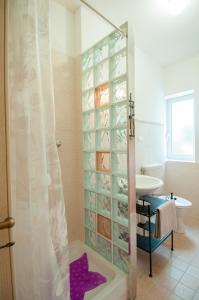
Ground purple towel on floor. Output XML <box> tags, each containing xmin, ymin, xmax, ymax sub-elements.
<box><xmin>70</xmin><ymin>253</ymin><xmax>107</xmax><ymax>300</ymax></box>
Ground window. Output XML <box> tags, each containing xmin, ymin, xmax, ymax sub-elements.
<box><xmin>166</xmin><ymin>91</ymin><xmax>195</xmax><ymax>161</ymax></box>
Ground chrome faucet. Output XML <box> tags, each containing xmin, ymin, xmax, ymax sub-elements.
<box><xmin>140</xmin><ymin>167</ymin><xmax>146</xmax><ymax>175</ymax></box>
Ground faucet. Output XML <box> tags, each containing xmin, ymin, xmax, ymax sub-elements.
<box><xmin>140</xmin><ymin>167</ymin><xmax>146</xmax><ymax>175</ymax></box>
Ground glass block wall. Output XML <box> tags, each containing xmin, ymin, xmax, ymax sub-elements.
<box><xmin>82</xmin><ymin>25</ymin><xmax>129</xmax><ymax>272</ymax></box>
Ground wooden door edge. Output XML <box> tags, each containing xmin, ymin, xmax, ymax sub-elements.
<box><xmin>4</xmin><ymin>1</ymin><xmax>16</xmax><ymax>299</ymax></box>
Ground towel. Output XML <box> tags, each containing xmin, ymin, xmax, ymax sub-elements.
<box><xmin>154</xmin><ymin>200</ymin><xmax>177</xmax><ymax>239</ymax></box>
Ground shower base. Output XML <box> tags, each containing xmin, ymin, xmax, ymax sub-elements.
<box><xmin>69</xmin><ymin>240</ymin><xmax>128</xmax><ymax>300</ymax></box>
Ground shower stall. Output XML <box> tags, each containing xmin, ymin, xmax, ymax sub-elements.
<box><xmin>82</xmin><ymin>24</ymin><xmax>129</xmax><ymax>269</ymax></box>
<box><xmin>80</xmin><ymin>16</ymin><xmax>136</xmax><ymax>300</ymax></box>
<box><xmin>1</xmin><ymin>1</ymin><xmax>136</xmax><ymax>300</ymax></box>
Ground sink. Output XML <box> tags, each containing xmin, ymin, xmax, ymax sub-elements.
<box><xmin>136</xmin><ymin>175</ymin><xmax>163</xmax><ymax>196</ymax></box>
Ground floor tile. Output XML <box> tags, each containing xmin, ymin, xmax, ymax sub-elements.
<box><xmin>166</xmin><ymin>266</ymin><xmax>184</xmax><ymax>281</ymax></box>
<box><xmin>187</xmin><ymin>266</ymin><xmax>199</xmax><ymax>279</ymax></box>
<box><xmin>180</xmin><ymin>273</ymin><xmax>199</xmax><ymax>291</ymax></box>
<box><xmin>191</xmin><ymin>258</ymin><xmax>199</xmax><ymax>268</ymax></box>
<box><xmin>137</xmin><ymin>219</ymin><xmax>199</xmax><ymax>300</ymax></box>
<box><xmin>170</xmin><ymin>257</ymin><xmax>189</xmax><ymax>272</ymax></box>
<box><xmin>169</xmin><ymin>294</ymin><xmax>184</xmax><ymax>300</ymax></box>
<box><xmin>177</xmin><ymin>253</ymin><xmax>195</xmax><ymax>264</ymax></box>
<box><xmin>174</xmin><ymin>283</ymin><xmax>195</xmax><ymax>300</ymax></box>
<box><xmin>138</xmin><ymin>284</ymin><xmax>170</xmax><ymax>300</ymax></box>
<box><xmin>193</xmin><ymin>293</ymin><xmax>199</xmax><ymax>300</ymax></box>
<box><xmin>154</xmin><ymin>274</ymin><xmax>178</xmax><ymax>292</ymax></box>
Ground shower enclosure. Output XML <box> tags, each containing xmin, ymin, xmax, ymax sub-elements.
<box><xmin>82</xmin><ymin>22</ymin><xmax>136</xmax><ymax>299</ymax></box>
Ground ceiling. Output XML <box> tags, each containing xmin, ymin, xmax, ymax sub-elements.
<box><xmin>59</xmin><ymin>0</ymin><xmax>199</xmax><ymax>66</ymax></box>
<box><xmin>131</xmin><ymin>0</ymin><xmax>199</xmax><ymax>65</ymax></box>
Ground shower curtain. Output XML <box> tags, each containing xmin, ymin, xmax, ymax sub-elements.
<box><xmin>7</xmin><ymin>0</ymin><xmax>69</xmax><ymax>299</ymax></box>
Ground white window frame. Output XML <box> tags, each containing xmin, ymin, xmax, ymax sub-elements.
<box><xmin>166</xmin><ymin>90</ymin><xmax>195</xmax><ymax>162</ymax></box>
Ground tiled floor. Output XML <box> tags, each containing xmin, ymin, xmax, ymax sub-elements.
<box><xmin>136</xmin><ymin>217</ymin><xmax>199</xmax><ymax>300</ymax></box>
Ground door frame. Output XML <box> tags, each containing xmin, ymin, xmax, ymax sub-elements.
<box><xmin>0</xmin><ymin>0</ymin><xmax>14</xmax><ymax>299</ymax></box>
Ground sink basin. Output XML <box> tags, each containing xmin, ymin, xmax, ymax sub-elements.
<box><xmin>136</xmin><ymin>175</ymin><xmax>163</xmax><ymax>196</ymax></box>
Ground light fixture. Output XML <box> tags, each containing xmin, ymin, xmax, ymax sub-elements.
<box><xmin>167</xmin><ymin>0</ymin><xmax>188</xmax><ymax>15</ymax></box>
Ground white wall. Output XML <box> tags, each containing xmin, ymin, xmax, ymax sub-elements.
<box><xmin>51</xmin><ymin>0</ymin><xmax>75</xmax><ymax>56</ymax></box>
<box><xmin>165</xmin><ymin>161</ymin><xmax>199</xmax><ymax>219</ymax></box>
<box><xmin>135</xmin><ymin>47</ymin><xmax>165</xmax><ymax>124</ymax></box>
<box><xmin>135</xmin><ymin>47</ymin><xmax>165</xmax><ymax>175</ymax></box>
<box><xmin>163</xmin><ymin>53</ymin><xmax>199</xmax><ymax>219</ymax></box>
<box><xmin>51</xmin><ymin>1</ymin><xmax>84</xmax><ymax>241</ymax></box>
<box><xmin>80</xmin><ymin>6</ymin><xmax>112</xmax><ymax>53</ymax></box>
<box><xmin>79</xmin><ymin>0</ymin><xmax>134</xmax><ymax>53</ymax></box>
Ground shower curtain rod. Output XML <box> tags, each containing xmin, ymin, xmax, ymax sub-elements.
<box><xmin>80</xmin><ymin>0</ymin><xmax>128</xmax><ymax>38</ymax></box>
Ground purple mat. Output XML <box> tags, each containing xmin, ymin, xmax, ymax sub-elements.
<box><xmin>70</xmin><ymin>253</ymin><xmax>107</xmax><ymax>300</ymax></box>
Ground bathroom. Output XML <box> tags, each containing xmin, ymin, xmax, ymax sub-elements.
<box><xmin>0</xmin><ymin>0</ymin><xmax>199</xmax><ymax>300</ymax></box>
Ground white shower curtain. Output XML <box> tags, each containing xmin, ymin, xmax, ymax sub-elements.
<box><xmin>7</xmin><ymin>0</ymin><xmax>69</xmax><ymax>299</ymax></box>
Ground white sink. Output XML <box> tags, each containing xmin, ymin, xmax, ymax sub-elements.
<box><xmin>136</xmin><ymin>175</ymin><xmax>163</xmax><ymax>196</ymax></box>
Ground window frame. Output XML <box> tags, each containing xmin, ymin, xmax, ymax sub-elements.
<box><xmin>166</xmin><ymin>90</ymin><xmax>195</xmax><ymax>162</ymax></box>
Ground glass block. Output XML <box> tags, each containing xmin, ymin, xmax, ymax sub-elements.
<box><xmin>97</xmin><ymin>194</ymin><xmax>111</xmax><ymax>218</ymax></box>
<box><xmin>112</xmin><ymin>153</ymin><xmax>127</xmax><ymax>175</ymax></box>
<box><xmin>85</xmin><ymin>209</ymin><xmax>96</xmax><ymax>231</ymax></box>
<box><xmin>113</xmin><ymin>198</ymin><xmax>128</xmax><ymax>226</ymax></box>
<box><xmin>85</xmin><ymin>228</ymin><xmax>96</xmax><ymax>250</ymax></box>
<box><xmin>96</xmin><ymin>151</ymin><xmax>111</xmax><ymax>173</ymax></box>
<box><xmin>83</xmin><ymin>111</ymin><xmax>95</xmax><ymax>131</ymax></box>
<box><xmin>111</xmin><ymin>51</ymin><xmax>126</xmax><ymax>80</ymax></box>
<box><xmin>94</xmin><ymin>39</ymin><xmax>109</xmax><ymax>65</ymax></box>
<box><xmin>113</xmin><ymin>175</ymin><xmax>128</xmax><ymax>200</ymax></box>
<box><xmin>109</xmin><ymin>31</ymin><xmax>126</xmax><ymax>56</ymax></box>
<box><xmin>97</xmin><ymin>214</ymin><xmax>112</xmax><ymax>240</ymax></box>
<box><xmin>112</xmin><ymin>103</ymin><xmax>127</xmax><ymax>128</ymax></box>
<box><xmin>113</xmin><ymin>222</ymin><xmax>129</xmax><ymax>251</ymax></box>
<box><xmin>96</xmin><ymin>108</ymin><xmax>110</xmax><ymax>130</ymax></box>
<box><xmin>82</xmin><ymin>69</ymin><xmax>94</xmax><ymax>91</ymax></box>
<box><xmin>113</xmin><ymin>246</ymin><xmax>128</xmax><ymax>272</ymax></box>
<box><xmin>83</xmin><ymin>132</ymin><xmax>95</xmax><ymax>151</ymax></box>
<box><xmin>97</xmin><ymin>173</ymin><xmax>111</xmax><ymax>195</ymax></box>
<box><xmin>95</xmin><ymin>60</ymin><xmax>109</xmax><ymax>86</ymax></box>
<box><xmin>84</xmin><ymin>152</ymin><xmax>96</xmax><ymax>171</ymax></box>
<box><xmin>82</xmin><ymin>50</ymin><xmax>93</xmax><ymax>71</ymax></box>
<box><xmin>82</xmin><ymin>89</ymin><xmax>94</xmax><ymax>112</ymax></box>
<box><xmin>82</xmin><ymin>26</ymin><xmax>129</xmax><ymax>263</ymax></box>
<box><xmin>112</xmin><ymin>78</ymin><xmax>127</xmax><ymax>104</ymax></box>
<box><xmin>95</xmin><ymin>83</ymin><xmax>109</xmax><ymax>108</ymax></box>
<box><xmin>97</xmin><ymin>235</ymin><xmax>112</xmax><ymax>262</ymax></box>
<box><xmin>96</xmin><ymin>130</ymin><xmax>111</xmax><ymax>151</ymax></box>
<box><xmin>112</xmin><ymin>128</ymin><xmax>127</xmax><ymax>151</ymax></box>
<box><xmin>85</xmin><ymin>190</ymin><xmax>96</xmax><ymax>211</ymax></box>
<box><xmin>84</xmin><ymin>171</ymin><xmax>96</xmax><ymax>191</ymax></box>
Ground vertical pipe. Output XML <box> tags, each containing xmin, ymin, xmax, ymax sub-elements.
<box><xmin>171</xmin><ymin>230</ymin><xmax>174</xmax><ymax>251</ymax></box>
<box><xmin>143</xmin><ymin>200</ymin><xmax>145</xmax><ymax>236</ymax></box>
<box><xmin>148</xmin><ymin>206</ymin><xmax>152</xmax><ymax>277</ymax></box>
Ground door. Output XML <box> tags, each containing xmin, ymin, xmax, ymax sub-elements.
<box><xmin>0</xmin><ymin>1</ymin><xmax>14</xmax><ymax>299</ymax></box>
